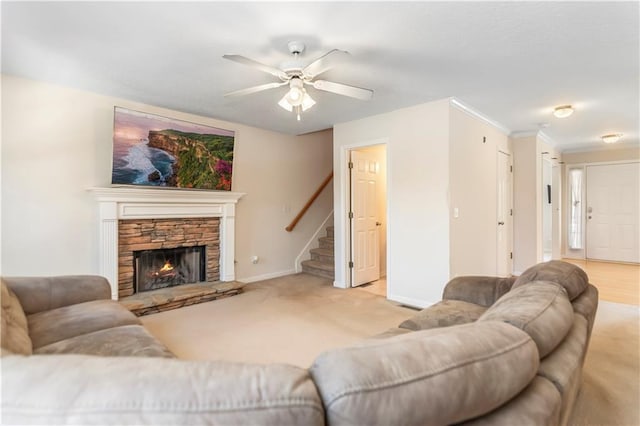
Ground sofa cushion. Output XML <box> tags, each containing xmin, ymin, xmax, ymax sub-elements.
<box><xmin>2</xmin><ymin>355</ymin><xmax>324</xmax><ymax>425</ymax></box>
<box><xmin>370</xmin><ymin>327</ymin><xmax>413</xmax><ymax>339</ymax></box>
<box><xmin>3</xmin><ymin>275</ymin><xmax>111</xmax><ymax>315</ymax></box>
<box><xmin>537</xmin><ymin>314</ymin><xmax>589</xmax><ymax>426</ymax></box>
<box><xmin>478</xmin><ymin>281</ymin><xmax>574</xmax><ymax>357</ymax></box>
<box><xmin>443</xmin><ymin>276</ymin><xmax>517</xmax><ymax>307</ymax></box>
<box><xmin>513</xmin><ymin>260</ymin><xmax>588</xmax><ymax>301</ymax></box>
<box><xmin>27</xmin><ymin>299</ymin><xmax>141</xmax><ymax>349</ymax></box>
<box><xmin>399</xmin><ymin>299</ymin><xmax>487</xmax><ymax>331</ymax></box>
<box><xmin>1</xmin><ymin>280</ymin><xmax>32</xmax><ymax>355</ymax></box>
<box><xmin>460</xmin><ymin>377</ymin><xmax>562</xmax><ymax>426</ymax></box>
<box><xmin>310</xmin><ymin>321</ymin><xmax>539</xmax><ymax>426</ymax></box>
<box><xmin>571</xmin><ymin>284</ymin><xmax>599</xmax><ymax>335</ymax></box>
<box><xmin>34</xmin><ymin>325</ymin><xmax>174</xmax><ymax>358</ymax></box>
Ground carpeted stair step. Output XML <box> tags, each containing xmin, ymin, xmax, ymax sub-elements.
<box><xmin>301</xmin><ymin>259</ymin><xmax>335</xmax><ymax>280</ymax></box>
<box><xmin>310</xmin><ymin>247</ymin><xmax>334</xmax><ymax>263</ymax></box>
<box><xmin>326</xmin><ymin>226</ymin><xmax>334</xmax><ymax>238</ymax></box>
<box><xmin>318</xmin><ymin>236</ymin><xmax>334</xmax><ymax>249</ymax></box>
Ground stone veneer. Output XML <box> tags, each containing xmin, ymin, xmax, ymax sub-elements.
<box><xmin>118</xmin><ymin>218</ymin><xmax>220</xmax><ymax>298</ymax></box>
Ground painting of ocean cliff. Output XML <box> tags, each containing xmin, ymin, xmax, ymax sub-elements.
<box><xmin>111</xmin><ymin>107</ymin><xmax>235</xmax><ymax>190</ymax></box>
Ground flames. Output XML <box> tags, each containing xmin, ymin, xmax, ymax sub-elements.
<box><xmin>159</xmin><ymin>261</ymin><xmax>174</xmax><ymax>273</ymax></box>
<box><xmin>152</xmin><ymin>260</ymin><xmax>175</xmax><ymax>277</ymax></box>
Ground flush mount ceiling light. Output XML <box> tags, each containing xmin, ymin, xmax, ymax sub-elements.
<box><xmin>223</xmin><ymin>41</ymin><xmax>373</xmax><ymax>122</ymax></box>
<box><xmin>553</xmin><ymin>105</ymin><xmax>574</xmax><ymax>118</ymax></box>
<box><xmin>601</xmin><ymin>133</ymin><xmax>622</xmax><ymax>144</ymax></box>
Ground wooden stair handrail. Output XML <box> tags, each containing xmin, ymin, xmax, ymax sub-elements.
<box><xmin>285</xmin><ymin>172</ymin><xmax>333</xmax><ymax>232</ymax></box>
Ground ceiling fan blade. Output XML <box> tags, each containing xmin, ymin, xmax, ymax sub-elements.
<box><xmin>303</xmin><ymin>49</ymin><xmax>350</xmax><ymax>78</ymax></box>
<box><xmin>224</xmin><ymin>81</ymin><xmax>287</xmax><ymax>97</ymax></box>
<box><xmin>223</xmin><ymin>55</ymin><xmax>288</xmax><ymax>80</ymax></box>
<box><xmin>311</xmin><ymin>80</ymin><xmax>373</xmax><ymax>101</ymax></box>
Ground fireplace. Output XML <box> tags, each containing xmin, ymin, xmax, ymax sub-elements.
<box><xmin>117</xmin><ymin>218</ymin><xmax>220</xmax><ymax>298</ymax></box>
<box><xmin>134</xmin><ymin>246</ymin><xmax>206</xmax><ymax>293</ymax></box>
<box><xmin>91</xmin><ymin>187</ymin><xmax>244</xmax><ymax>300</ymax></box>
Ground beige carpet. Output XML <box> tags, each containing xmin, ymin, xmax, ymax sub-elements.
<box><xmin>141</xmin><ymin>273</ymin><xmax>416</xmax><ymax>366</ymax></box>
<box><xmin>141</xmin><ymin>273</ymin><xmax>639</xmax><ymax>425</ymax></box>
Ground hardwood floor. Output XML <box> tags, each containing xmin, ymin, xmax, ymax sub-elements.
<box><xmin>356</xmin><ymin>261</ymin><xmax>640</xmax><ymax>307</ymax></box>
<box><xmin>563</xmin><ymin>258</ymin><xmax>640</xmax><ymax>306</ymax></box>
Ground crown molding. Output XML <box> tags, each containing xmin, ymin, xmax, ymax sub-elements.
<box><xmin>537</xmin><ymin>131</ymin><xmax>557</xmax><ymax>148</ymax></box>
<box><xmin>509</xmin><ymin>130</ymin><xmax>538</xmax><ymax>139</ymax></box>
<box><xmin>449</xmin><ymin>98</ymin><xmax>511</xmax><ymax>136</ymax></box>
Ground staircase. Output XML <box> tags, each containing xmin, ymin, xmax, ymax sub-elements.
<box><xmin>301</xmin><ymin>226</ymin><xmax>335</xmax><ymax>280</ymax></box>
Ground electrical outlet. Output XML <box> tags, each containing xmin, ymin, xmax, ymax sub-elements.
<box><xmin>251</xmin><ymin>255</ymin><xmax>259</xmax><ymax>264</ymax></box>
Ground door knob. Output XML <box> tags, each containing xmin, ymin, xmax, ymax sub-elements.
<box><xmin>498</xmin><ymin>221</ymin><xmax>505</xmax><ymax>225</ymax></box>
<box><xmin>376</xmin><ymin>222</ymin><xmax>382</xmax><ymax>226</ymax></box>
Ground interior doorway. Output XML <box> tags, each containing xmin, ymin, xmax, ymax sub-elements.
<box><xmin>349</xmin><ymin>144</ymin><xmax>387</xmax><ymax>290</ymax></box>
<box><xmin>496</xmin><ymin>150</ymin><xmax>513</xmax><ymax>276</ymax></box>
<box><xmin>542</xmin><ymin>159</ymin><xmax>553</xmax><ymax>261</ymax></box>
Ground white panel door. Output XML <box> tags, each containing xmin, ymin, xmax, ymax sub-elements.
<box><xmin>350</xmin><ymin>150</ymin><xmax>380</xmax><ymax>286</ymax></box>
<box><xmin>586</xmin><ymin>163</ymin><xmax>640</xmax><ymax>263</ymax></box>
<box><xmin>497</xmin><ymin>151</ymin><xmax>513</xmax><ymax>276</ymax></box>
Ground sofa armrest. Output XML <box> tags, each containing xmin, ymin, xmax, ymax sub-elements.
<box><xmin>443</xmin><ymin>276</ymin><xmax>516</xmax><ymax>308</ymax></box>
<box><xmin>2</xmin><ymin>276</ymin><xmax>111</xmax><ymax>315</ymax></box>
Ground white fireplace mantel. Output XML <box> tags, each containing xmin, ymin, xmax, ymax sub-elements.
<box><xmin>90</xmin><ymin>186</ymin><xmax>245</xmax><ymax>299</ymax></box>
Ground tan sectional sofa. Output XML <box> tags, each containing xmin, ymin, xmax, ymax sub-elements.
<box><xmin>1</xmin><ymin>260</ymin><xmax>597</xmax><ymax>425</ymax></box>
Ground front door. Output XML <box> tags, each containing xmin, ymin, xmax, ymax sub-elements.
<box><xmin>350</xmin><ymin>150</ymin><xmax>381</xmax><ymax>286</ymax></box>
<box><xmin>586</xmin><ymin>162</ymin><xmax>640</xmax><ymax>263</ymax></box>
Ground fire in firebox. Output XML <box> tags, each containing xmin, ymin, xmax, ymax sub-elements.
<box><xmin>134</xmin><ymin>246</ymin><xmax>205</xmax><ymax>293</ymax></box>
<box><xmin>151</xmin><ymin>260</ymin><xmax>176</xmax><ymax>278</ymax></box>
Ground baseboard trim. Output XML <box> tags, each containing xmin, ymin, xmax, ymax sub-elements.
<box><xmin>237</xmin><ymin>269</ymin><xmax>296</xmax><ymax>284</ymax></box>
<box><xmin>387</xmin><ymin>293</ymin><xmax>434</xmax><ymax>309</ymax></box>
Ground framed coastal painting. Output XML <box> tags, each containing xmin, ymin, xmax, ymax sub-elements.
<box><xmin>111</xmin><ymin>107</ymin><xmax>235</xmax><ymax>190</ymax></box>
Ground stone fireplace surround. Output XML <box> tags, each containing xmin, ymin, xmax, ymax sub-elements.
<box><xmin>91</xmin><ymin>187</ymin><xmax>244</xmax><ymax>300</ymax></box>
<box><xmin>118</xmin><ymin>218</ymin><xmax>219</xmax><ymax>298</ymax></box>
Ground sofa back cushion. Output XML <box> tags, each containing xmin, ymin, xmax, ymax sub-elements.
<box><xmin>310</xmin><ymin>321</ymin><xmax>538</xmax><ymax>425</ymax></box>
<box><xmin>2</xmin><ymin>355</ymin><xmax>324</xmax><ymax>425</ymax></box>
<box><xmin>479</xmin><ymin>281</ymin><xmax>574</xmax><ymax>357</ymax></box>
<box><xmin>512</xmin><ymin>260</ymin><xmax>588</xmax><ymax>301</ymax></box>
<box><xmin>1</xmin><ymin>280</ymin><xmax>33</xmax><ymax>355</ymax></box>
<box><xmin>3</xmin><ymin>276</ymin><xmax>111</xmax><ymax>315</ymax></box>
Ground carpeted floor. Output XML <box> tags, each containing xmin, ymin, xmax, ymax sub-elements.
<box><xmin>141</xmin><ymin>273</ymin><xmax>639</xmax><ymax>425</ymax></box>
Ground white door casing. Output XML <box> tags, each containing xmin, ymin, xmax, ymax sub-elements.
<box><xmin>497</xmin><ymin>151</ymin><xmax>513</xmax><ymax>276</ymax></box>
<box><xmin>350</xmin><ymin>150</ymin><xmax>381</xmax><ymax>286</ymax></box>
<box><xmin>586</xmin><ymin>162</ymin><xmax>640</xmax><ymax>263</ymax></box>
<box><xmin>551</xmin><ymin>164</ymin><xmax>562</xmax><ymax>259</ymax></box>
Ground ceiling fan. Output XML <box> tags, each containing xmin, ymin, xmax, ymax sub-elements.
<box><xmin>223</xmin><ymin>41</ymin><xmax>374</xmax><ymax>121</ymax></box>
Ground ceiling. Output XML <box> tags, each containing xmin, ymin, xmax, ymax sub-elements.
<box><xmin>2</xmin><ymin>2</ymin><xmax>638</xmax><ymax>152</ymax></box>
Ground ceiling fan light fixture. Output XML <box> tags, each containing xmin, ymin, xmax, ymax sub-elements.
<box><xmin>301</xmin><ymin>92</ymin><xmax>316</xmax><ymax>111</ymax></box>
<box><xmin>601</xmin><ymin>133</ymin><xmax>622</xmax><ymax>144</ymax></box>
<box><xmin>553</xmin><ymin>105</ymin><xmax>574</xmax><ymax>118</ymax></box>
<box><xmin>278</xmin><ymin>95</ymin><xmax>293</xmax><ymax>112</ymax></box>
<box><xmin>285</xmin><ymin>78</ymin><xmax>305</xmax><ymax>106</ymax></box>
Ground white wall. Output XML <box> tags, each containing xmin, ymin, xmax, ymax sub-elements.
<box><xmin>449</xmin><ymin>105</ymin><xmax>510</xmax><ymax>277</ymax></box>
<box><xmin>512</xmin><ymin>133</ymin><xmax>562</xmax><ymax>273</ymax></box>
<box><xmin>512</xmin><ymin>136</ymin><xmax>537</xmax><ymax>273</ymax></box>
<box><xmin>333</xmin><ymin>99</ymin><xmax>450</xmax><ymax>308</ymax></box>
<box><xmin>1</xmin><ymin>75</ymin><xmax>333</xmax><ymax>281</ymax></box>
